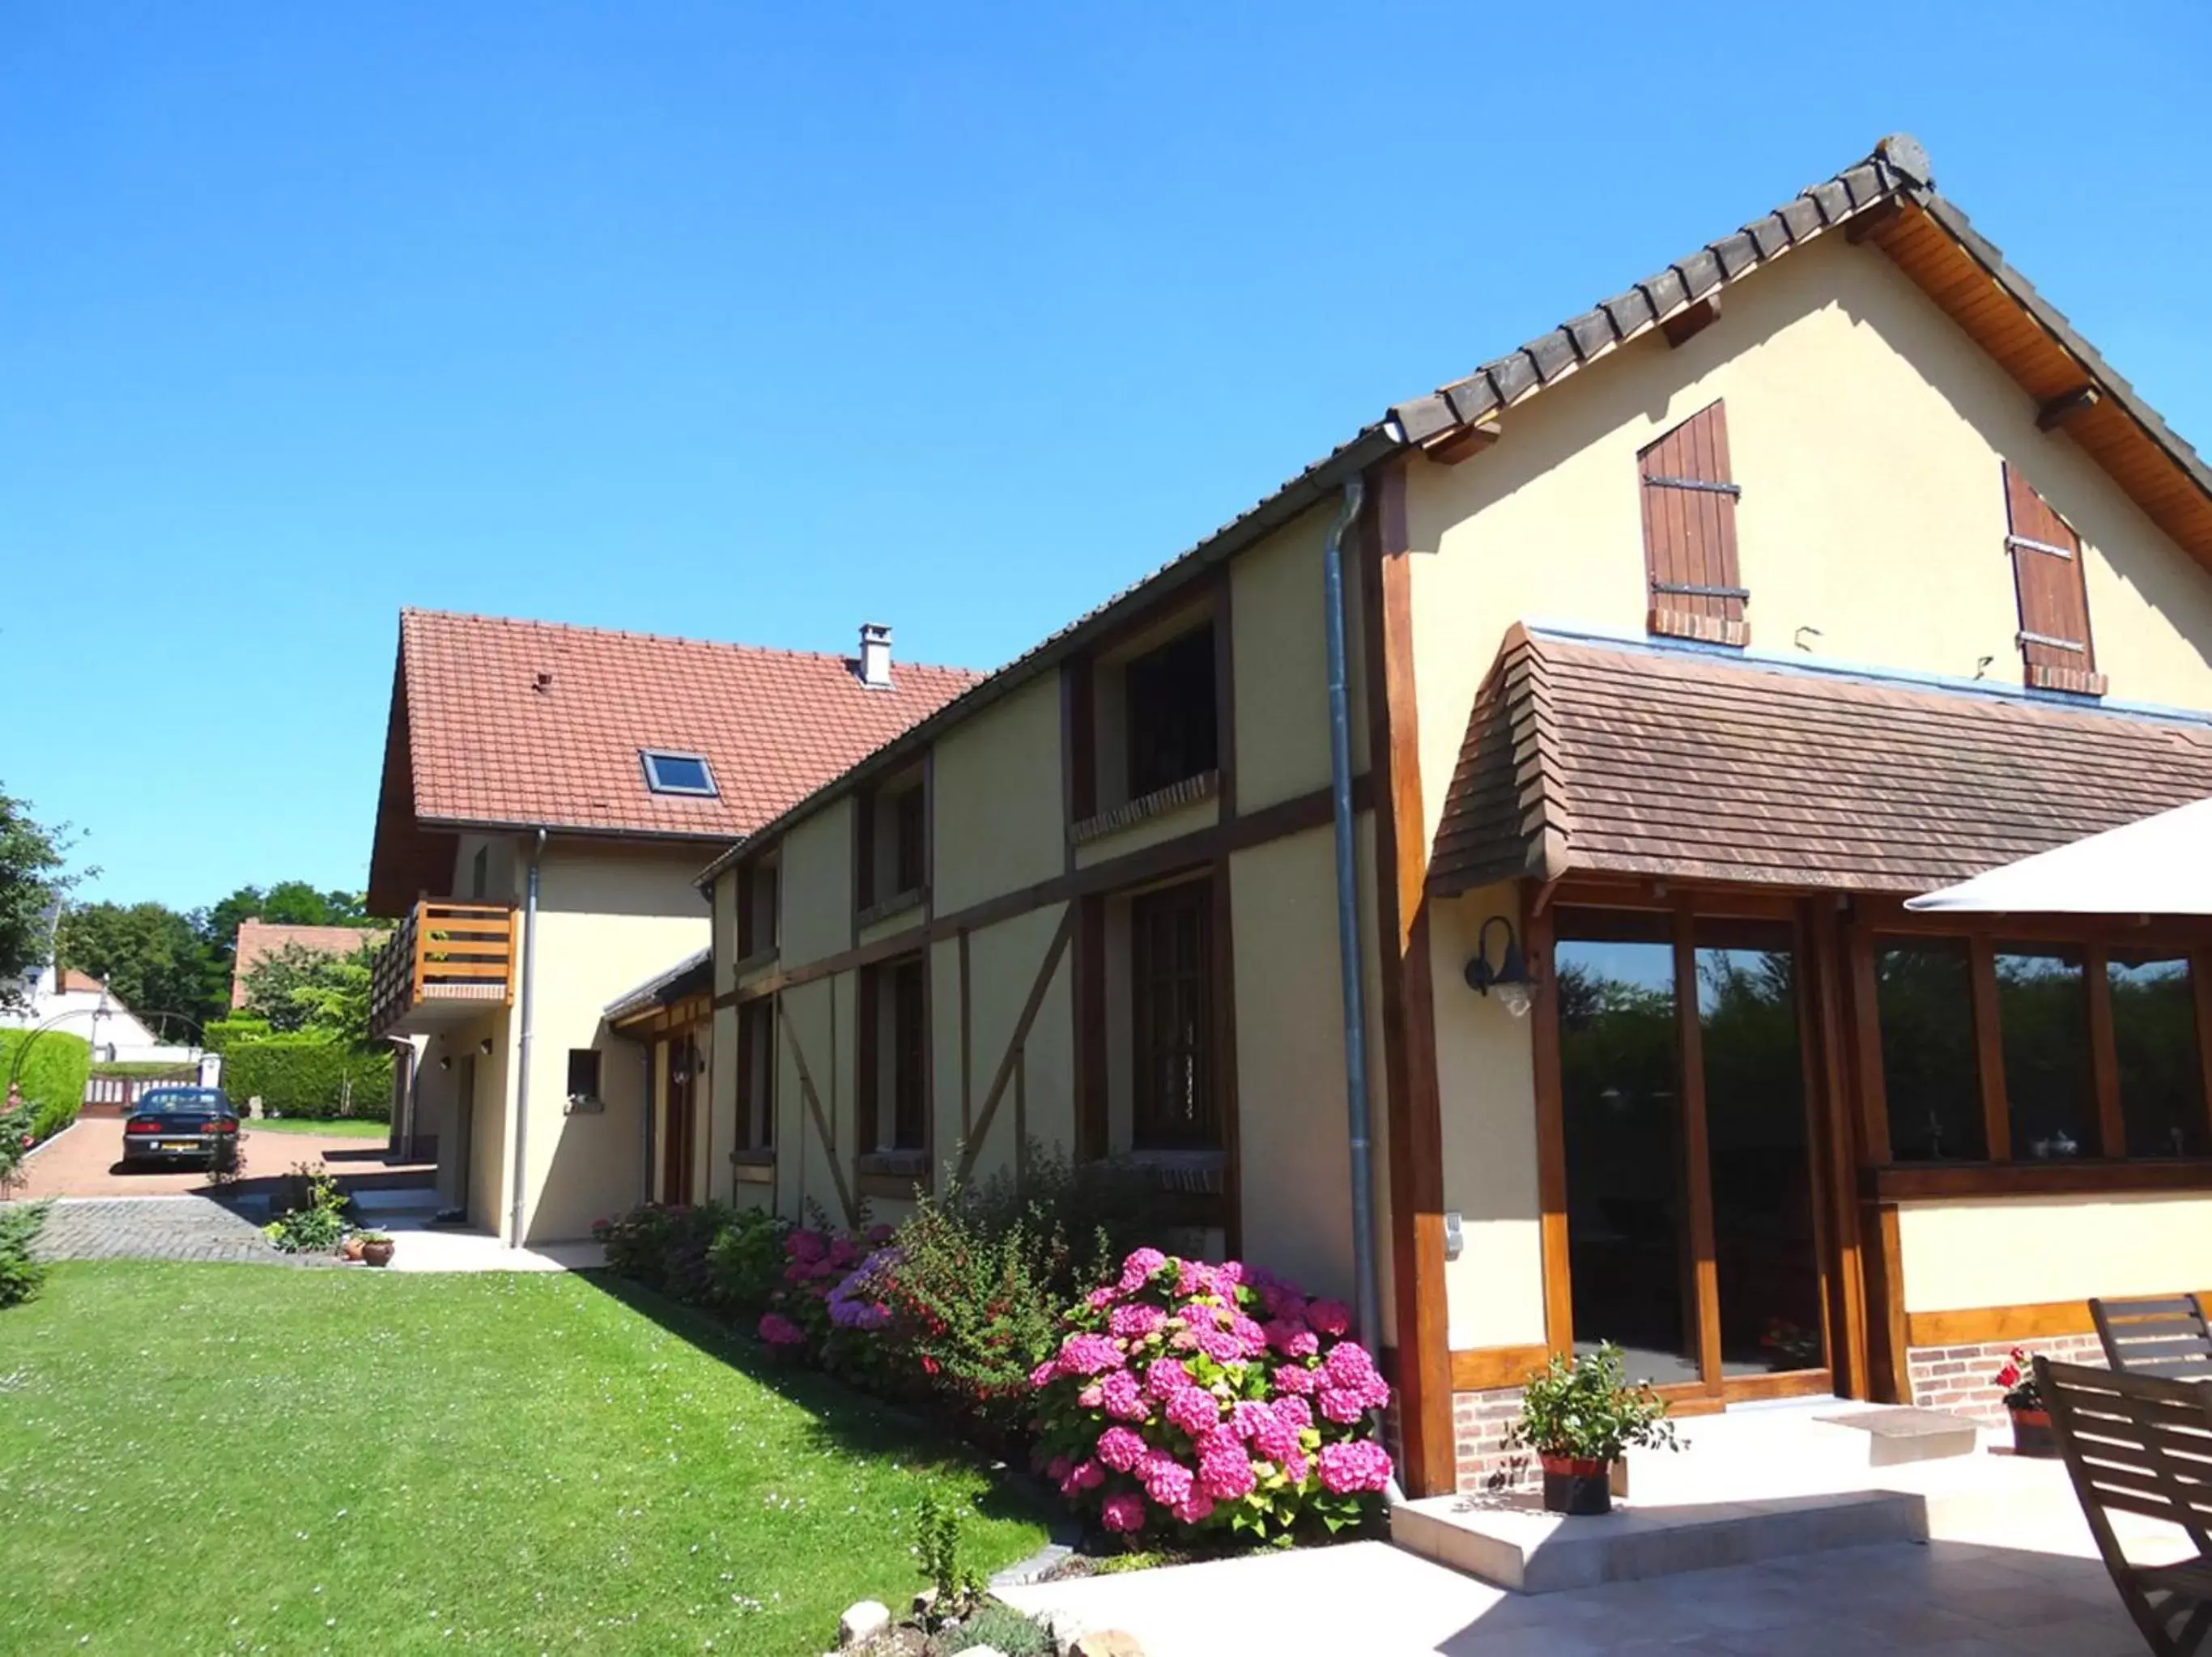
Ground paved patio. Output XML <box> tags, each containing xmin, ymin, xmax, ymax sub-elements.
<box><xmin>1002</xmin><ymin>1526</ymin><xmax>2167</xmax><ymax>1655</ymax></box>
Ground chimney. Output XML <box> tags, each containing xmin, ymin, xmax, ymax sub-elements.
<box><xmin>858</xmin><ymin>622</ymin><xmax>893</xmax><ymax>690</ymax></box>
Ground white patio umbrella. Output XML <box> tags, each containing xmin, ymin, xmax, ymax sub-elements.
<box><xmin>1907</xmin><ymin>797</ymin><xmax>2212</xmax><ymax>916</ymax></box>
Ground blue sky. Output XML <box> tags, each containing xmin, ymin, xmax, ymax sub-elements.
<box><xmin>6</xmin><ymin>2</ymin><xmax>2208</xmax><ymax>911</ymax></box>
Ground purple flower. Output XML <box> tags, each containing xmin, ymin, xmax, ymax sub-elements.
<box><xmin>758</xmin><ymin>1312</ymin><xmax>806</xmax><ymax>1347</ymax></box>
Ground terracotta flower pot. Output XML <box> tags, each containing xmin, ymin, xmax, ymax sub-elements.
<box><xmin>361</xmin><ymin>1240</ymin><xmax>395</xmax><ymax>1268</ymax></box>
<box><xmin>1539</xmin><ymin>1452</ymin><xmax>1614</xmax><ymax>1515</ymax></box>
<box><xmin>340</xmin><ymin>1236</ymin><xmax>366</xmax><ymax>1262</ymax></box>
<box><xmin>2009</xmin><ymin>1406</ymin><xmax>2060</xmax><ymax>1459</ymax></box>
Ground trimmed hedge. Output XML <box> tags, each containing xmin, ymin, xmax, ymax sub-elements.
<box><xmin>0</xmin><ymin>1030</ymin><xmax>92</xmax><ymax>1142</ymax></box>
<box><xmin>202</xmin><ymin>1017</ymin><xmax>272</xmax><ymax>1054</ymax></box>
<box><xmin>223</xmin><ymin>1036</ymin><xmax>392</xmax><ymax>1122</ymax></box>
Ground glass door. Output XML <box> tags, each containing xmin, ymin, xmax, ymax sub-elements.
<box><xmin>1555</xmin><ymin>907</ymin><xmax>1828</xmax><ymax>1396</ymax></box>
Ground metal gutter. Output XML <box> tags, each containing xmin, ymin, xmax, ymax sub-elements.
<box><xmin>508</xmin><ymin>827</ymin><xmax>546</xmax><ymax>1247</ymax></box>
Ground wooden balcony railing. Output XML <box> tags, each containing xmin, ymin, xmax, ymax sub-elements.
<box><xmin>368</xmin><ymin>899</ymin><xmax>519</xmax><ymax>1038</ymax></box>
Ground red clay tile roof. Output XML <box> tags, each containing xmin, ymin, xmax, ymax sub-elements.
<box><xmin>58</xmin><ymin>969</ymin><xmax>106</xmax><ymax>996</ymax></box>
<box><xmin>368</xmin><ymin>610</ymin><xmax>980</xmax><ymax>908</ymax></box>
<box><xmin>229</xmin><ymin>921</ymin><xmax>388</xmax><ymax>1009</ymax></box>
<box><xmin>1429</xmin><ymin>629</ymin><xmax>2212</xmax><ymax>897</ymax></box>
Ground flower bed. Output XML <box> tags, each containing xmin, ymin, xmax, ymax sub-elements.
<box><xmin>593</xmin><ymin>1200</ymin><xmax>1395</xmax><ymax>1550</ymax></box>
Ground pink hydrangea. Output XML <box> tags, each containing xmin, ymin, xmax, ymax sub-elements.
<box><xmin>1280</xmin><ymin>1447</ymin><xmax>1309</xmax><ymax>1485</ymax></box>
<box><xmin>1058</xmin><ymin>1458</ymin><xmax>1105</xmax><ymax>1498</ymax></box>
<box><xmin>1307</xmin><ymin>1298</ymin><xmax>1352</xmax><ymax>1337</ymax></box>
<box><xmin>1266</xmin><ymin>1319</ymin><xmax>1319</xmax><ymax>1358</ymax></box>
<box><xmin>1317</xmin><ymin>1439</ymin><xmax>1393</xmax><ymax>1494</ymax></box>
<box><xmin>1046</xmin><ymin>1455</ymin><xmax>1072</xmax><ymax>1482</ymax></box>
<box><xmin>1318</xmin><ymin>1387</ymin><xmax>1370</xmax><ymax>1425</ymax></box>
<box><xmin>1228</xmin><ymin>1400</ymin><xmax>1274</xmax><ymax>1441</ymax></box>
<box><xmin>1101</xmin><ymin>1492</ymin><xmax>1146</xmax><ymax>1534</ymax></box>
<box><xmin>1274</xmin><ymin>1362</ymin><xmax>1319</xmax><ymax>1396</ymax></box>
<box><xmin>1086</xmin><ymin>1285</ymin><xmax>1121</xmax><ymax>1310</ymax></box>
<box><xmin>1098</xmin><ymin>1368</ymin><xmax>1147</xmax><ymax>1421</ymax></box>
<box><xmin>1196</xmin><ymin>1438</ymin><xmax>1257</xmax><ymax>1502</ymax></box>
<box><xmin>1251</xmin><ymin>1412</ymin><xmax>1300</xmax><ymax>1463</ymax></box>
<box><xmin>1139</xmin><ymin>1450</ymin><xmax>1194</xmax><ymax>1508</ymax></box>
<box><xmin>1095</xmin><ymin>1425</ymin><xmax>1147</xmax><ymax>1472</ymax></box>
<box><xmin>1028</xmin><ymin>1359</ymin><xmax>1059</xmax><ymax>1390</ymax></box>
<box><xmin>1192</xmin><ymin>1328</ymin><xmax>1245</xmax><ymax>1366</ymax></box>
<box><xmin>1077</xmin><ymin>1382</ymin><xmax>1105</xmax><ymax>1408</ymax></box>
<box><xmin>1322</xmin><ymin>1339</ymin><xmax>1378</xmax><ymax>1389</ymax></box>
<box><xmin>758</xmin><ymin>1312</ymin><xmax>806</xmax><ymax>1346</ymax></box>
<box><xmin>1118</xmin><ymin>1247</ymin><xmax>1168</xmax><ymax>1292</ymax></box>
<box><xmin>1164</xmin><ymin>1386</ymin><xmax>1220</xmax><ymax>1438</ymax></box>
<box><xmin>1273</xmin><ymin>1395</ymin><xmax>1314</xmax><ymax>1433</ymax></box>
<box><xmin>1229</xmin><ymin>1314</ymin><xmax>1270</xmax><ymax>1357</ymax></box>
<box><xmin>1170</xmin><ymin>1491</ymin><xmax>1215</xmax><ymax>1526</ymax></box>
<box><xmin>1109</xmin><ymin>1302</ymin><xmax>1167</xmax><ymax>1341</ymax></box>
<box><xmin>1142</xmin><ymin>1357</ymin><xmax>1192</xmax><ymax>1400</ymax></box>
<box><xmin>1214</xmin><ymin>1260</ymin><xmax>1245</xmax><ymax>1289</ymax></box>
<box><xmin>786</xmin><ymin>1230</ymin><xmax>827</xmax><ymax>1263</ymax></box>
<box><xmin>1057</xmin><ymin>1332</ymin><xmax>1125</xmax><ymax>1377</ymax></box>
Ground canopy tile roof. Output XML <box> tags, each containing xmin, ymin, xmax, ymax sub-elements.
<box><xmin>1430</xmin><ymin>630</ymin><xmax>2212</xmax><ymax>897</ymax></box>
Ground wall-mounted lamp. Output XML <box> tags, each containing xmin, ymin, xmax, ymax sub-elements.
<box><xmin>438</xmin><ymin>1056</ymin><xmax>452</xmax><ymax>1072</ymax></box>
<box><xmin>478</xmin><ymin>1037</ymin><xmax>494</xmax><ymax>1056</ymax></box>
<box><xmin>1464</xmin><ymin>916</ymin><xmax>1535</xmax><ymax>1018</ymax></box>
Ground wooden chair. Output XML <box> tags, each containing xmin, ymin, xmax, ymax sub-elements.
<box><xmin>2094</xmin><ymin>1296</ymin><xmax>2212</xmax><ymax>1381</ymax></box>
<box><xmin>2036</xmin><ymin>1357</ymin><xmax>2212</xmax><ymax>1655</ymax></box>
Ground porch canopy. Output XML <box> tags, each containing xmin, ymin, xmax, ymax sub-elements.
<box><xmin>1906</xmin><ymin>797</ymin><xmax>2212</xmax><ymax>916</ymax></box>
<box><xmin>1429</xmin><ymin>627</ymin><xmax>2212</xmax><ymax>897</ymax></box>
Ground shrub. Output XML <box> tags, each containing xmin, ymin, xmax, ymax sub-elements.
<box><xmin>591</xmin><ymin>1202</ymin><xmax>738</xmax><ymax>1301</ymax></box>
<box><xmin>223</xmin><ymin>1035</ymin><xmax>392</xmax><ymax>1122</ymax></box>
<box><xmin>704</xmin><ymin>1205</ymin><xmax>791</xmax><ymax>1315</ymax></box>
<box><xmin>0</xmin><ymin>1200</ymin><xmax>50</xmax><ymax>1308</ymax></box>
<box><xmin>201</xmin><ymin>1016</ymin><xmax>271</xmax><ymax>1054</ymax></box>
<box><xmin>912</xmin><ymin>1489</ymin><xmax>985</xmax><ymax>1627</ymax></box>
<box><xmin>1506</xmin><ymin>1344</ymin><xmax>1680</xmax><ymax>1465</ymax></box>
<box><xmin>936</xmin><ymin>1601</ymin><xmax>1055</xmax><ymax>1657</ymax></box>
<box><xmin>0</xmin><ymin>1029</ymin><xmax>91</xmax><ymax>1143</ymax></box>
<box><xmin>1027</xmin><ymin>1249</ymin><xmax>1393</xmax><ymax>1545</ymax></box>
<box><xmin>264</xmin><ymin>1162</ymin><xmax>348</xmax><ymax>1254</ymax></box>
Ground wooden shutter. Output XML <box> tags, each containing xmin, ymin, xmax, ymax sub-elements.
<box><xmin>1639</xmin><ymin>400</ymin><xmax>1747</xmax><ymax>647</ymax></box>
<box><xmin>2003</xmin><ymin>463</ymin><xmax>2104</xmax><ymax>695</ymax></box>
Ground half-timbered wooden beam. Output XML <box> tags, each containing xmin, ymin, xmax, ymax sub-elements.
<box><xmin>1661</xmin><ymin>295</ymin><xmax>1721</xmax><ymax>349</ymax></box>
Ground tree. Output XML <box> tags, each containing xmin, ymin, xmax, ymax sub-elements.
<box><xmin>239</xmin><ymin>940</ymin><xmax>372</xmax><ymax>1044</ymax></box>
<box><xmin>199</xmin><ymin>882</ymin><xmax>372</xmax><ymax>1013</ymax></box>
<box><xmin>55</xmin><ymin>902</ymin><xmax>219</xmax><ymax>1037</ymax></box>
<box><xmin>0</xmin><ymin>788</ymin><xmax>77</xmax><ymax>1013</ymax></box>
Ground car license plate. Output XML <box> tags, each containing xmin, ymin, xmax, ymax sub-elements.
<box><xmin>159</xmin><ymin>1141</ymin><xmax>199</xmax><ymax>1152</ymax></box>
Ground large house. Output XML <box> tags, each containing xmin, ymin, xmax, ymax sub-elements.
<box><xmin>363</xmin><ymin>609</ymin><xmax>975</xmax><ymax>1243</ymax></box>
<box><xmin>687</xmin><ymin>134</ymin><xmax>2212</xmax><ymax>1498</ymax></box>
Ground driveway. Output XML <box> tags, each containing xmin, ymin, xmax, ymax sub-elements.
<box><xmin>11</xmin><ymin>1119</ymin><xmax>433</xmax><ymax>1202</ymax></box>
<box><xmin>27</xmin><ymin>1196</ymin><xmax>334</xmax><ymax>1266</ymax></box>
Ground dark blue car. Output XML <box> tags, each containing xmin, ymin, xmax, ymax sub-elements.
<box><xmin>121</xmin><ymin>1087</ymin><xmax>240</xmax><ymax>1170</ymax></box>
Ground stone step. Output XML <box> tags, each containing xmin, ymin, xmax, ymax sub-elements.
<box><xmin>349</xmin><ymin>1186</ymin><xmax>443</xmax><ymax>1217</ymax></box>
<box><xmin>1614</xmin><ymin>1402</ymin><xmax>1978</xmax><ymax>1505</ymax></box>
<box><xmin>1391</xmin><ymin>1487</ymin><xmax>1928</xmax><ymax>1594</ymax></box>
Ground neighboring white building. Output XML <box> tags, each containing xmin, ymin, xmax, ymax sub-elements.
<box><xmin>2</xmin><ymin>963</ymin><xmax>204</xmax><ymax>1069</ymax></box>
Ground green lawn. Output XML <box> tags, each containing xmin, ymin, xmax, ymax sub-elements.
<box><xmin>0</xmin><ymin>1264</ymin><xmax>1049</xmax><ymax>1654</ymax></box>
<box><xmin>246</xmin><ymin>1115</ymin><xmax>390</xmax><ymax>1137</ymax></box>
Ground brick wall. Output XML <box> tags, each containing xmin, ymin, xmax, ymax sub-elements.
<box><xmin>1452</xmin><ymin>1387</ymin><xmax>1536</xmax><ymax>1492</ymax></box>
<box><xmin>1905</xmin><ymin>1332</ymin><xmax>2104</xmax><ymax>1423</ymax></box>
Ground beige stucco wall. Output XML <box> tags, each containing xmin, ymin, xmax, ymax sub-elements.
<box><xmin>1072</xmin><ymin>796</ymin><xmax>1219</xmax><ymax>868</ymax></box>
<box><xmin>1404</xmin><ymin>229</ymin><xmax>2212</xmax><ymax>849</ymax></box>
<box><xmin>1427</xmin><ymin>885</ymin><xmax>1547</xmax><ymax>1350</ymax></box>
<box><xmin>775</xmin><ymin>973</ymin><xmax>860</xmax><ymax>1227</ymax></box>
<box><xmin>502</xmin><ymin>842</ymin><xmax>711</xmax><ymax>1243</ymax></box>
<box><xmin>1229</xmin><ymin>504</ymin><xmax>1372</xmax><ymax>810</ymax></box>
<box><xmin>947</xmin><ymin>903</ymin><xmax>1076</xmax><ymax>1188</ymax></box>
<box><xmin>780</xmin><ymin>801</ymin><xmax>854</xmax><ymax>968</ymax></box>
<box><xmin>1899</xmin><ymin>1193</ymin><xmax>2212</xmax><ymax>1311</ymax></box>
<box><xmin>933</xmin><ymin>675</ymin><xmax>1065</xmax><ymax>914</ymax></box>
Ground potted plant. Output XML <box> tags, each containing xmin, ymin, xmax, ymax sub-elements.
<box><xmin>1993</xmin><ymin>1346</ymin><xmax>2057</xmax><ymax>1458</ymax></box>
<box><xmin>358</xmin><ymin>1231</ymin><xmax>395</xmax><ymax>1268</ymax></box>
<box><xmin>340</xmin><ymin>1233</ymin><xmax>367</xmax><ymax>1263</ymax></box>
<box><xmin>1506</xmin><ymin>1343</ymin><xmax>1681</xmax><ymax>1515</ymax></box>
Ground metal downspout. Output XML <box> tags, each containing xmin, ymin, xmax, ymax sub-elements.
<box><xmin>1321</xmin><ymin>474</ymin><xmax>1403</xmax><ymax>1503</ymax></box>
<box><xmin>508</xmin><ymin>828</ymin><xmax>546</xmax><ymax>1247</ymax></box>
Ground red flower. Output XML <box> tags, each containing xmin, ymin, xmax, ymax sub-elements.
<box><xmin>1995</xmin><ymin>1363</ymin><xmax>2021</xmax><ymax>1390</ymax></box>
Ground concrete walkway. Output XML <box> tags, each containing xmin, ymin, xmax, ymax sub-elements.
<box><xmin>1000</xmin><ymin>1518</ymin><xmax>2175</xmax><ymax>1655</ymax></box>
<box><xmin>372</xmin><ymin>1215</ymin><xmax>606</xmax><ymax>1274</ymax></box>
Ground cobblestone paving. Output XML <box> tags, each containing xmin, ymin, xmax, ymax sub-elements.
<box><xmin>13</xmin><ymin>1196</ymin><xmax>333</xmax><ymax>1266</ymax></box>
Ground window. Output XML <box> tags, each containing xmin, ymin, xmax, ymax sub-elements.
<box><xmin>640</xmin><ymin>750</ymin><xmax>718</xmax><ymax>797</ymax></box>
<box><xmin>735</xmin><ymin>998</ymin><xmax>776</xmax><ymax>1151</ymax></box>
<box><xmin>1875</xmin><ymin>940</ymin><xmax>1985</xmax><ymax>1162</ymax></box>
<box><xmin>2111</xmin><ymin>953</ymin><xmax>2207</xmax><ymax>1158</ymax></box>
<box><xmin>1130</xmin><ymin>880</ymin><xmax>1216</xmax><ymax>1149</ymax></box>
<box><xmin>856</xmin><ymin>775</ymin><xmax>926</xmax><ymax>913</ymax></box>
<box><xmin>566</xmin><ymin>1047</ymin><xmax>602</xmax><ymax>1105</ymax></box>
<box><xmin>1639</xmin><ymin>400</ymin><xmax>1747</xmax><ymax>648</ymax></box>
<box><xmin>470</xmin><ymin>844</ymin><xmax>490</xmax><ymax>901</ymax></box>
<box><xmin>1123</xmin><ymin>626</ymin><xmax>1218</xmax><ymax>801</ymax></box>
<box><xmin>858</xmin><ymin>955</ymin><xmax>928</xmax><ymax>1155</ymax></box>
<box><xmin>2002</xmin><ymin>463</ymin><xmax>2105</xmax><ymax>696</ymax></box>
<box><xmin>736</xmin><ymin>856</ymin><xmax>779</xmax><ymax>958</ymax></box>
<box><xmin>1995</xmin><ymin>946</ymin><xmax>2095</xmax><ymax>1159</ymax></box>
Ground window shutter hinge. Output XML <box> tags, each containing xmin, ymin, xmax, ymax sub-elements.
<box><xmin>2017</xmin><ymin>630</ymin><xmax>2087</xmax><ymax>653</ymax></box>
<box><xmin>2006</xmin><ymin>533</ymin><xmax>2075</xmax><ymax>561</ymax></box>
<box><xmin>1650</xmin><ymin>581</ymin><xmax>1750</xmax><ymax>600</ymax></box>
<box><xmin>1643</xmin><ymin>474</ymin><xmax>1742</xmax><ymax>497</ymax></box>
